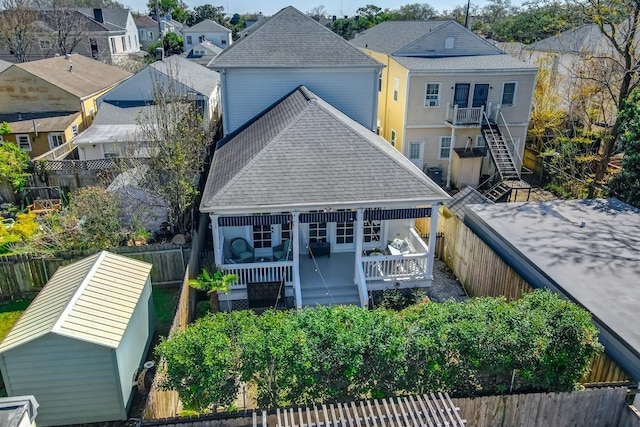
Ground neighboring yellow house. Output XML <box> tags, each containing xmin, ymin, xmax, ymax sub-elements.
<box><xmin>0</xmin><ymin>54</ymin><xmax>131</xmax><ymax>158</ymax></box>
<box><xmin>352</xmin><ymin>21</ymin><xmax>538</xmax><ymax>194</ymax></box>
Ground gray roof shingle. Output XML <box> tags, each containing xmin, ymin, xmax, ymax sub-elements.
<box><xmin>528</xmin><ymin>24</ymin><xmax>611</xmax><ymax>54</ymax></box>
<box><xmin>150</xmin><ymin>55</ymin><xmax>219</xmax><ymax>97</ymax></box>
<box><xmin>78</xmin><ymin>8</ymin><xmax>130</xmax><ymax>31</ymax></box>
<box><xmin>350</xmin><ymin>20</ymin><xmax>447</xmax><ymax>54</ymax></box>
<box><xmin>185</xmin><ymin>19</ymin><xmax>231</xmax><ymax>33</ymax></box>
<box><xmin>208</xmin><ymin>6</ymin><xmax>382</xmax><ymax>69</ymax></box>
<box><xmin>201</xmin><ymin>86</ymin><xmax>449</xmax><ymax>212</ymax></box>
<box><xmin>393</xmin><ymin>54</ymin><xmax>536</xmax><ymax>71</ymax></box>
<box><xmin>445</xmin><ymin>187</ymin><xmax>492</xmax><ymax>220</ymax></box>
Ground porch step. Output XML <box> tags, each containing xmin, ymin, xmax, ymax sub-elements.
<box><xmin>301</xmin><ymin>282</ymin><xmax>361</xmax><ymax>307</ymax></box>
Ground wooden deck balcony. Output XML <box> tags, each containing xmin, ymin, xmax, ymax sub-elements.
<box><xmin>445</xmin><ymin>103</ymin><xmax>484</xmax><ymax>127</ymax></box>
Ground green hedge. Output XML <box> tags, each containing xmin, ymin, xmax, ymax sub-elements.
<box><xmin>156</xmin><ymin>290</ymin><xmax>602</xmax><ymax>410</ymax></box>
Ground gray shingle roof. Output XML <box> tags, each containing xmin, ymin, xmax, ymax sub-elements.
<box><xmin>201</xmin><ymin>86</ymin><xmax>449</xmax><ymax>212</ymax></box>
<box><xmin>528</xmin><ymin>24</ymin><xmax>611</xmax><ymax>54</ymax></box>
<box><xmin>185</xmin><ymin>18</ymin><xmax>231</xmax><ymax>33</ymax></box>
<box><xmin>350</xmin><ymin>20</ymin><xmax>447</xmax><ymax>54</ymax></box>
<box><xmin>150</xmin><ymin>55</ymin><xmax>219</xmax><ymax>97</ymax></box>
<box><xmin>183</xmin><ymin>41</ymin><xmax>223</xmax><ymax>66</ymax></box>
<box><xmin>93</xmin><ymin>103</ymin><xmax>155</xmax><ymax>125</ymax></box>
<box><xmin>445</xmin><ymin>187</ymin><xmax>491</xmax><ymax>220</ymax></box>
<box><xmin>393</xmin><ymin>54</ymin><xmax>536</xmax><ymax>71</ymax></box>
<box><xmin>208</xmin><ymin>6</ymin><xmax>382</xmax><ymax>69</ymax></box>
<box><xmin>135</xmin><ymin>15</ymin><xmax>158</xmax><ymax>29</ymax></box>
<box><xmin>78</xmin><ymin>8</ymin><xmax>130</xmax><ymax>31</ymax></box>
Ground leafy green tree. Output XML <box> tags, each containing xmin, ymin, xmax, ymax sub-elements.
<box><xmin>185</xmin><ymin>4</ymin><xmax>227</xmax><ymax>27</ymax></box>
<box><xmin>147</xmin><ymin>32</ymin><xmax>184</xmax><ymax>54</ymax></box>
<box><xmin>188</xmin><ymin>268</ymin><xmax>238</xmax><ymax>312</ymax></box>
<box><xmin>147</xmin><ymin>0</ymin><xmax>189</xmax><ymax>23</ymax></box>
<box><xmin>229</xmin><ymin>13</ymin><xmax>240</xmax><ymax>26</ymax></box>
<box><xmin>608</xmin><ymin>89</ymin><xmax>640</xmax><ymax>207</ymax></box>
<box><xmin>389</xmin><ymin>3</ymin><xmax>437</xmax><ymax>20</ymax></box>
<box><xmin>0</xmin><ymin>135</ymin><xmax>30</xmax><ymax>192</ymax></box>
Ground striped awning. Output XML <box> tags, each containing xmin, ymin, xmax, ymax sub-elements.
<box><xmin>299</xmin><ymin>211</ymin><xmax>356</xmax><ymax>224</ymax></box>
<box><xmin>365</xmin><ymin>208</ymin><xmax>432</xmax><ymax>220</ymax></box>
<box><xmin>218</xmin><ymin>214</ymin><xmax>291</xmax><ymax>227</ymax></box>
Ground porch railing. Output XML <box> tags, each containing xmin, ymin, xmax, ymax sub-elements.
<box><xmin>361</xmin><ymin>253</ymin><xmax>428</xmax><ymax>281</ymax></box>
<box><xmin>446</xmin><ymin>103</ymin><xmax>484</xmax><ymax>126</ymax></box>
<box><xmin>221</xmin><ymin>261</ymin><xmax>294</xmax><ymax>288</ymax></box>
<box><xmin>408</xmin><ymin>227</ymin><xmax>429</xmax><ymax>253</ymax></box>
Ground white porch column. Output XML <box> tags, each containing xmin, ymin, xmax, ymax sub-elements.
<box><xmin>211</xmin><ymin>214</ymin><xmax>222</xmax><ymax>267</ymax></box>
<box><xmin>354</xmin><ymin>208</ymin><xmax>364</xmax><ymax>284</ymax></box>
<box><xmin>426</xmin><ymin>203</ymin><xmax>440</xmax><ymax>281</ymax></box>
<box><xmin>292</xmin><ymin>212</ymin><xmax>302</xmax><ymax>309</ymax></box>
<box><xmin>446</xmin><ymin>127</ymin><xmax>456</xmax><ymax>188</ymax></box>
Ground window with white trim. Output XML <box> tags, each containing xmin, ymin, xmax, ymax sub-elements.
<box><xmin>501</xmin><ymin>82</ymin><xmax>517</xmax><ymax>106</ymax></box>
<box><xmin>390</xmin><ymin>129</ymin><xmax>396</xmax><ymax>147</ymax></box>
<box><xmin>110</xmin><ymin>37</ymin><xmax>116</xmax><ymax>53</ymax></box>
<box><xmin>393</xmin><ymin>77</ymin><xmax>399</xmax><ymax>102</ymax></box>
<box><xmin>439</xmin><ymin>136</ymin><xmax>451</xmax><ymax>159</ymax></box>
<box><xmin>281</xmin><ymin>213</ymin><xmax>292</xmax><ymax>242</ymax></box>
<box><xmin>409</xmin><ymin>141</ymin><xmax>422</xmax><ymax>160</ymax></box>
<box><xmin>252</xmin><ymin>225</ymin><xmax>272</xmax><ymax>249</ymax></box>
<box><xmin>445</xmin><ymin>37</ymin><xmax>454</xmax><ymax>49</ymax></box>
<box><xmin>16</xmin><ymin>134</ymin><xmax>31</xmax><ymax>151</ymax></box>
<box><xmin>186</xmin><ymin>35</ymin><xmax>192</xmax><ymax>44</ymax></box>
<box><xmin>424</xmin><ymin>83</ymin><xmax>440</xmax><ymax>107</ymax></box>
<box><xmin>335</xmin><ymin>209</ymin><xmax>354</xmax><ymax>244</ymax></box>
<box><xmin>308</xmin><ymin>210</ymin><xmax>327</xmax><ymax>243</ymax></box>
<box><xmin>48</xmin><ymin>132</ymin><xmax>64</xmax><ymax>149</ymax></box>
<box><xmin>128</xmin><ymin>35</ymin><xmax>131</xmax><ymax>49</ymax></box>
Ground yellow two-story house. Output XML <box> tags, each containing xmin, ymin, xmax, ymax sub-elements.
<box><xmin>352</xmin><ymin>21</ymin><xmax>538</xmax><ymax>196</ymax></box>
<box><xmin>0</xmin><ymin>54</ymin><xmax>131</xmax><ymax>158</ymax></box>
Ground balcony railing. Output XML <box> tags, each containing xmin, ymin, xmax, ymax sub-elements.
<box><xmin>221</xmin><ymin>261</ymin><xmax>294</xmax><ymax>288</ymax></box>
<box><xmin>446</xmin><ymin>103</ymin><xmax>484</xmax><ymax>126</ymax></box>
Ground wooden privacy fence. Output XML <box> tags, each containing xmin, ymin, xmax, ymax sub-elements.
<box><xmin>415</xmin><ymin>210</ymin><xmax>630</xmax><ymax>385</ymax></box>
<box><xmin>0</xmin><ymin>244</ymin><xmax>189</xmax><ymax>299</ymax></box>
<box><xmin>143</xmin><ymin>267</ymin><xmax>192</xmax><ymax>420</ymax></box>
<box><xmin>141</xmin><ymin>388</ymin><xmax>640</xmax><ymax>427</ymax></box>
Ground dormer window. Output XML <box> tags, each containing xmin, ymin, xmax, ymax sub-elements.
<box><xmin>445</xmin><ymin>37</ymin><xmax>454</xmax><ymax>49</ymax></box>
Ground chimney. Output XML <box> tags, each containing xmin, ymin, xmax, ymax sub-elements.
<box><xmin>93</xmin><ymin>8</ymin><xmax>103</xmax><ymax>23</ymax></box>
<box><xmin>332</xmin><ymin>15</ymin><xmax>336</xmax><ymax>22</ymax></box>
<box><xmin>68</xmin><ymin>64</ymin><xmax>73</xmax><ymax>72</ymax></box>
<box><xmin>64</xmin><ymin>53</ymin><xmax>71</xmax><ymax>60</ymax></box>
<box><xmin>155</xmin><ymin>47</ymin><xmax>164</xmax><ymax>61</ymax></box>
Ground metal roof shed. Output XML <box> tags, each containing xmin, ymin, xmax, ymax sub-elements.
<box><xmin>463</xmin><ymin>198</ymin><xmax>640</xmax><ymax>382</ymax></box>
<box><xmin>0</xmin><ymin>251</ymin><xmax>153</xmax><ymax>426</ymax></box>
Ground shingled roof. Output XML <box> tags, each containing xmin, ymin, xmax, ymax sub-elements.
<box><xmin>185</xmin><ymin>18</ymin><xmax>231</xmax><ymax>33</ymax></box>
<box><xmin>350</xmin><ymin>20</ymin><xmax>447</xmax><ymax>54</ymax></box>
<box><xmin>201</xmin><ymin>86</ymin><xmax>449</xmax><ymax>213</ymax></box>
<box><xmin>208</xmin><ymin>6</ymin><xmax>382</xmax><ymax>69</ymax></box>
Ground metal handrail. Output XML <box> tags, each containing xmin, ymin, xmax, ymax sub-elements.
<box><xmin>497</xmin><ymin>110</ymin><xmax>524</xmax><ymax>173</ymax></box>
<box><xmin>482</xmin><ymin>111</ymin><xmax>520</xmax><ymax>180</ymax></box>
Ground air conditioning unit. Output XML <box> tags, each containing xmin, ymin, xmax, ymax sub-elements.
<box><xmin>426</xmin><ymin>100</ymin><xmax>438</xmax><ymax>107</ymax></box>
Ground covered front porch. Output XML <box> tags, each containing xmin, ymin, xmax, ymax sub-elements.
<box><xmin>213</xmin><ymin>207</ymin><xmax>439</xmax><ymax>310</ymax></box>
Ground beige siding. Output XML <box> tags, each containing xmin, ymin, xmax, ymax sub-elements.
<box><xmin>405</xmin><ymin>71</ymin><xmax>537</xmax><ymax>127</ymax></box>
<box><xmin>0</xmin><ymin>66</ymin><xmax>79</xmax><ymax>113</ymax></box>
<box><xmin>0</xmin><ymin>334</ymin><xmax>124</xmax><ymax>426</ymax></box>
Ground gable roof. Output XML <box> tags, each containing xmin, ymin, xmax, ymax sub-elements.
<box><xmin>0</xmin><ymin>59</ymin><xmax>11</xmax><ymax>74</ymax></box>
<box><xmin>0</xmin><ymin>111</ymin><xmax>81</xmax><ymax>133</ymax></box>
<box><xmin>393</xmin><ymin>54</ymin><xmax>536</xmax><ymax>72</ymax></box>
<box><xmin>149</xmin><ymin>55</ymin><xmax>219</xmax><ymax>97</ymax></box>
<box><xmin>209</xmin><ymin>6</ymin><xmax>382</xmax><ymax>69</ymax></box>
<box><xmin>0</xmin><ymin>251</ymin><xmax>152</xmax><ymax>353</ymax></box>
<box><xmin>183</xmin><ymin>41</ymin><xmax>223</xmax><ymax>66</ymax></box>
<box><xmin>201</xmin><ymin>86</ymin><xmax>449</xmax><ymax>212</ymax></box>
<box><xmin>135</xmin><ymin>15</ymin><xmax>158</xmax><ymax>28</ymax></box>
<box><xmin>351</xmin><ymin>20</ymin><xmax>447</xmax><ymax>54</ymax></box>
<box><xmin>185</xmin><ymin>18</ymin><xmax>231</xmax><ymax>33</ymax></box>
<box><xmin>529</xmin><ymin>24</ymin><xmax>611</xmax><ymax>54</ymax></box>
<box><xmin>78</xmin><ymin>8</ymin><xmax>130</xmax><ymax>31</ymax></box>
<box><xmin>351</xmin><ymin>20</ymin><xmax>503</xmax><ymax>57</ymax></box>
<box><xmin>16</xmin><ymin>54</ymin><xmax>131</xmax><ymax>98</ymax></box>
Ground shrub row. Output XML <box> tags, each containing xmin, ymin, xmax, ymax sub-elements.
<box><xmin>156</xmin><ymin>290</ymin><xmax>602</xmax><ymax>411</ymax></box>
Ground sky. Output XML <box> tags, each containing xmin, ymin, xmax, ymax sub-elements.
<box><xmin>127</xmin><ymin>0</ymin><xmax>526</xmax><ymax>18</ymax></box>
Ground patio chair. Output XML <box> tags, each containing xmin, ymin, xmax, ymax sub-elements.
<box><xmin>272</xmin><ymin>239</ymin><xmax>292</xmax><ymax>261</ymax></box>
<box><xmin>230</xmin><ymin>238</ymin><xmax>255</xmax><ymax>263</ymax></box>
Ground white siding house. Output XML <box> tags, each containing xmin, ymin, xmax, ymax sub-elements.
<box><xmin>0</xmin><ymin>252</ymin><xmax>153</xmax><ymax>426</ymax></box>
<box><xmin>207</xmin><ymin>6</ymin><xmax>383</xmax><ymax>136</ymax></box>
<box><xmin>183</xmin><ymin>19</ymin><xmax>232</xmax><ymax>51</ymax></box>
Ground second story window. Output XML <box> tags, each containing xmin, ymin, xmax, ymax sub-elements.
<box><xmin>378</xmin><ymin>73</ymin><xmax>382</xmax><ymax>92</ymax></box>
<box><xmin>390</xmin><ymin>129</ymin><xmax>396</xmax><ymax>147</ymax></box>
<box><xmin>502</xmin><ymin>82</ymin><xmax>517</xmax><ymax>106</ymax></box>
<box><xmin>393</xmin><ymin>78</ymin><xmax>399</xmax><ymax>102</ymax></box>
<box><xmin>186</xmin><ymin>35</ymin><xmax>192</xmax><ymax>44</ymax></box>
<box><xmin>110</xmin><ymin>37</ymin><xmax>116</xmax><ymax>53</ymax></box>
<box><xmin>425</xmin><ymin>83</ymin><xmax>440</xmax><ymax>107</ymax></box>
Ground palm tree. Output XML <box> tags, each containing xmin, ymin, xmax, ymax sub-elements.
<box><xmin>188</xmin><ymin>268</ymin><xmax>238</xmax><ymax>312</ymax></box>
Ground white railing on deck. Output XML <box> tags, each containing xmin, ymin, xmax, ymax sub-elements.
<box><xmin>361</xmin><ymin>253</ymin><xmax>428</xmax><ymax>281</ymax></box>
<box><xmin>446</xmin><ymin>104</ymin><xmax>484</xmax><ymax>125</ymax></box>
<box><xmin>33</xmin><ymin>141</ymin><xmax>77</xmax><ymax>161</ymax></box>
<box><xmin>221</xmin><ymin>261</ymin><xmax>293</xmax><ymax>288</ymax></box>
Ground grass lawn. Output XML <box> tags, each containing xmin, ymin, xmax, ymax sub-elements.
<box><xmin>0</xmin><ymin>299</ymin><xmax>30</xmax><ymax>341</ymax></box>
<box><xmin>152</xmin><ymin>288</ymin><xmax>179</xmax><ymax>336</ymax></box>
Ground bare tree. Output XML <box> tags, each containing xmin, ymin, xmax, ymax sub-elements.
<box><xmin>578</xmin><ymin>0</ymin><xmax>640</xmax><ymax>195</ymax></box>
<box><xmin>37</xmin><ymin>0</ymin><xmax>89</xmax><ymax>55</ymax></box>
<box><xmin>307</xmin><ymin>4</ymin><xmax>326</xmax><ymax>21</ymax></box>
<box><xmin>0</xmin><ymin>0</ymin><xmax>38</xmax><ymax>62</ymax></box>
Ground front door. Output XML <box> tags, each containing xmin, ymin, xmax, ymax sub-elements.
<box><xmin>333</xmin><ymin>209</ymin><xmax>355</xmax><ymax>252</ymax></box>
<box><xmin>472</xmin><ymin>84</ymin><xmax>489</xmax><ymax>108</ymax></box>
<box><xmin>454</xmin><ymin>83</ymin><xmax>470</xmax><ymax>108</ymax></box>
<box><xmin>408</xmin><ymin>140</ymin><xmax>424</xmax><ymax>171</ymax></box>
